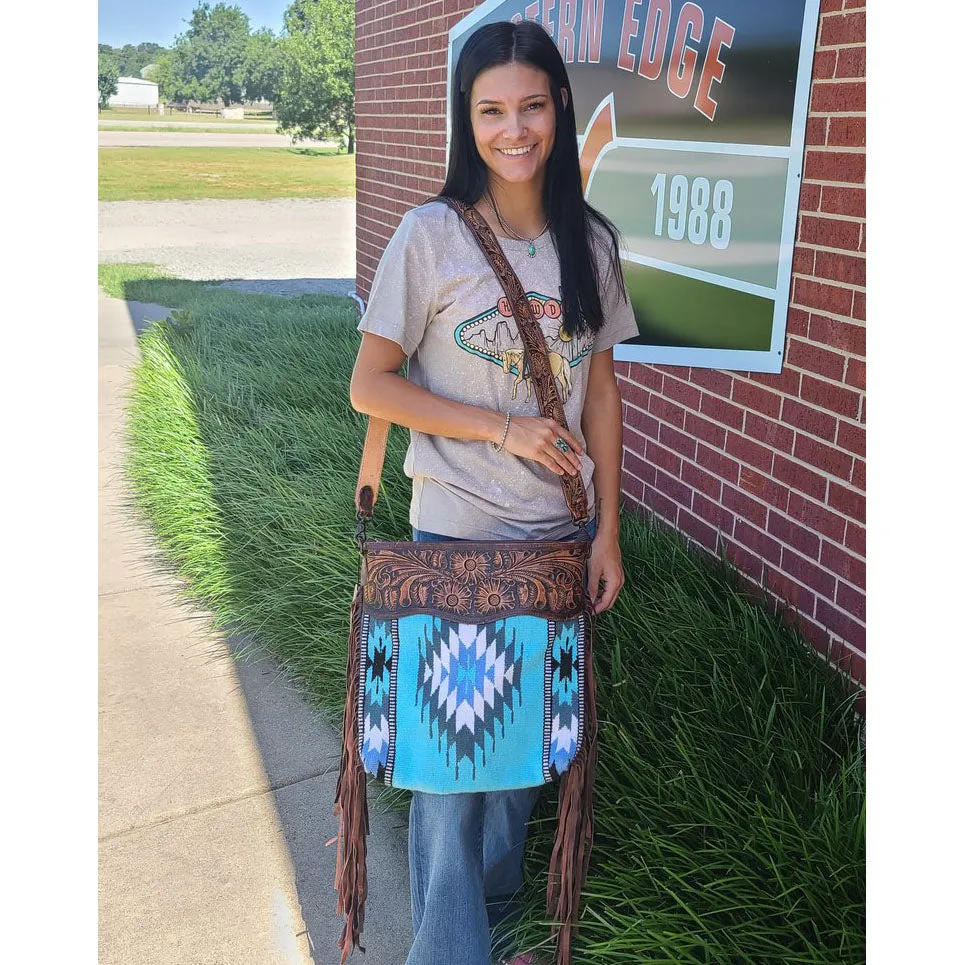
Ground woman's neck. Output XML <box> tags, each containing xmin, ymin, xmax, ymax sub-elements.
<box><xmin>479</xmin><ymin>178</ymin><xmax>548</xmax><ymax>239</ymax></box>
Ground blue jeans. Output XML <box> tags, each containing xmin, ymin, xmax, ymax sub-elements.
<box><xmin>406</xmin><ymin>521</ymin><xmax>595</xmax><ymax>965</ymax></box>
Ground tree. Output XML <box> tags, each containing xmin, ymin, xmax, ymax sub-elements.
<box><xmin>276</xmin><ymin>0</ymin><xmax>355</xmax><ymax>152</ymax></box>
<box><xmin>156</xmin><ymin>3</ymin><xmax>252</xmax><ymax>105</ymax></box>
<box><xmin>98</xmin><ymin>52</ymin><xmax>119</xmax><ymax>108</ymax></box>
<box><xmin>243</xmin><ymin>28</ymin><xmax>283</xmax><ymax>104</ymax></box>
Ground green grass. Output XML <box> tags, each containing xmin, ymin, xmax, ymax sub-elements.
<box><xmin>106</xmin><ymin>263</ymin><xmax>865</xmax><ymax>964</ymax></box>
<box><xmin>98</xmin><ymin>146</ymin><xmax>355</xmax><ymax>201</ymax></box>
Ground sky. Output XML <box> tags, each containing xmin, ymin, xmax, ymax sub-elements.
<box><xmin>98</xmin><ymin>0</ymin><xmax>289</xmax><ymax>47</ymax></box>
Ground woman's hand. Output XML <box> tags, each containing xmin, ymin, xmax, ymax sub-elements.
<box><xmin>587</xmin><ymin>529</ymin><xmax>625</xmax><ymax>614</ymax></box>
<box><xmin>502</xmin><ymin>416</ymin><xmax>584</xmax><ymax>477</ymax></box>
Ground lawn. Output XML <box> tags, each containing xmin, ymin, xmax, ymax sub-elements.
<box><xmin>103</xmin><ymin>263</ymin><xmax>865</xmax><ymax>964</ymax></box>
<box><xmin>98</xmin><ymin>146</ymin><xmax>355</xmax><ymax>201</ymax></box>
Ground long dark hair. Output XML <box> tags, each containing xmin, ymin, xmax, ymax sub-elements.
<box><xmin>434</xmin><ymin>19</ymin><xmax>627</xmax><ymax>340</ymax></box>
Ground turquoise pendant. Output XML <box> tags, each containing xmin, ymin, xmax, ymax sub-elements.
<box><xmin>527</xmin><ymin>241</ymin><xmax>536</xmax><ymax>257</ymax></box>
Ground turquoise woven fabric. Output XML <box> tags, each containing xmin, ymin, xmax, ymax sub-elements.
<box><xmin>358</xmin><ymin>612</ymin><xmax>587</xmax><ymax>793</ymax></box>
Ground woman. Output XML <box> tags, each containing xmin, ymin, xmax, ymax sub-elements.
<box><xmin>349</xmin><ymin>19</ymin><xmax>639</xmax><ymax>965</ymax></box>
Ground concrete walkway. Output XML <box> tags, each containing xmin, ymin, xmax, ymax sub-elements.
<box><xmin>99</xmin><ymin>130</ymin><xmax>339</xmax><ymax>148</ymax></box>
<box><xmin>98</xmin><ymin>293</ymin><xmax>411</xmax><ymax>964</ymax></box>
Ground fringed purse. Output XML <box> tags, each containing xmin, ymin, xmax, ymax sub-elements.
<box><xmin>333</xmin><ymin>196</ymin><xmax>599</xmax><ymax>965</ymax></box>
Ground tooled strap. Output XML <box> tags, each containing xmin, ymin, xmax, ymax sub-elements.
<box><xmin>355</xmin><ymin>197</ymin><xmax>591</xmax><ymax>526</ymax></box>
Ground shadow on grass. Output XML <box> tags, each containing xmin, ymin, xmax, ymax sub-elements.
<box><xmin>104</xmin><ymin>264</ymin><xmax>865</xmax><ymax>965</ymax></box>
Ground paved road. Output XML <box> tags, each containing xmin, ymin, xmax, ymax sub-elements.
<box><xmin>98</xmin><ymin>197</ymin><xmax>356</xmax><ymax>298</ymax></box>
<box><xmin>100</xmin><ymin>130</ymin><xmax>339</xmax><ymax>149</ymax></box>
<box><xmin>99</xmin><ymin>294</ymin><xmax>412</xmax><ymax>963</ymax></box>
<box><xmin>99</xmin><ymin>118</ymin><xmax>278</xmax><ymax>131</ymax></box>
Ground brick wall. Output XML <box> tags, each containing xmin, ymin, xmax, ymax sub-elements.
<box><xmin>355</xmin><ymin>0</ymin><xmax>866</xmax><ymax>693</ymax></box>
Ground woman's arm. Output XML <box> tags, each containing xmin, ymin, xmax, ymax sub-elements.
<box><xmin>350</xmin><ymin>331</ymin><xmax>584</xmax><ymax>477</ymax></box>
<box><xmin>581</xmin><ymin>348</ymin><xmax>626</xmax><ymax>613</ymax></box>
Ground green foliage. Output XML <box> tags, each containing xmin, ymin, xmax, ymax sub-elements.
<box><xmin>98</xmin><ymin>51</ymin><xmax>119</xmax><ymax>108</ymax></box>
<box><xmin>244</xmin><ymin>27</ymin><xmax>284</xmax><ymax>103</ymax></box>
<box><xmin>98</xmin><ymin>42</ymin><xmax>169</xmax><ymax>78</ymax></box>
<box><xmin>276</xmin><ymin>0</ymin><xmax>355</xmax><ymax>151</ymax></box>
<box><xmin>109</xmin><ymin>265</ymin><xmax>865</xmax><ymax>964</ymax></box>
<box><xmin>156</xmin><ymin>2</ymin><xmax>254</xmax><ymax>106</ymax></box>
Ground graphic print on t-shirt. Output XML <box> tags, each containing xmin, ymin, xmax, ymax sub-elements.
<box><xmin>454</xmin><ymin>291</ymin><xmax>594</xmax><ymax>403</ymax></box>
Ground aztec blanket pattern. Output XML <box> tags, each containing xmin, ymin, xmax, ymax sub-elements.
<box><xmin>354</xmin><ymin>540</ymin><xmax>590</xmax><ymax>793</ymax></box>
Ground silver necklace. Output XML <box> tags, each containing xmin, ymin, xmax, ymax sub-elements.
<box><xmin>484</xmin><ymin>190</ymin><xmax>548</xmax><ymax>257</ymax></box>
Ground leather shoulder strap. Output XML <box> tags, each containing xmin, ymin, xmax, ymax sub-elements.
<box><xmin>356</xmin><ymin>197</ymin><xmax>590</xmax><ymax>526</ymax></box>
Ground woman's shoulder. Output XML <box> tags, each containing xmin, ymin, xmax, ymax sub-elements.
<box><xmin>405</xmin><ymin>197</ymin><xmax>459</xmax><ymax>230</ymax></box>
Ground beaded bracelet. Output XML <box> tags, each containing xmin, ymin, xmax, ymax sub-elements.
<box><xmin>491</xmin><ymin>411</ymin><xmax>511</xmax><ymax>452</ymax></box>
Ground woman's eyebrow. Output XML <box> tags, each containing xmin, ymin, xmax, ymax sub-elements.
<box><xmin>476</xmin><ymin>93</ymin><xmax>547</xmax><ymax>105</ymax></box>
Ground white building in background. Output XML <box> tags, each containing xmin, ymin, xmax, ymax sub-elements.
<box><xmin>108</xmin><ymin>76</ymin><xmax>159</xmax><ymax>108</ymax></box>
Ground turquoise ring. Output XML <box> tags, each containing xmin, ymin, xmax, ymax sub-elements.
<box><xmin>554</xmin><ymin>438</ymin><xmax>571</xmax><ymax>453</ymax></box>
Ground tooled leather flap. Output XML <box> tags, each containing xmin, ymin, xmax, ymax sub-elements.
<box><xmin>360</xmin><ymin>539</ymin><xmax>590</xmax><ymax>620</ymax></box>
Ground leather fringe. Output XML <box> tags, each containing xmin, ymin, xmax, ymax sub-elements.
<box><xmin>546</xmin><ymin>599</ymin><xmax>599</xmax><ymax>965</ymax></box>
<box><xmin>333</xmin><ymin>583</ymin><xmax>370</xmax><ymax>963</ymax></box>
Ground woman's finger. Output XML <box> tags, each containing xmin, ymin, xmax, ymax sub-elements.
<box><xmin>544</xmin><ymin>425</ymin><xmax>582</xmax><ymax>474</ymax></box>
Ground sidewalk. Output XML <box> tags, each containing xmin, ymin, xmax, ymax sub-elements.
<box><xmin>98</xmin><ymin>293</ymin><xmax>412</xmax><ymax>964</ymax></box>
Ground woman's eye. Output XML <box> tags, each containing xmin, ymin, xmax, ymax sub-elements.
<box><xmin>481</xmin><ymin>102</ymin><xmax>545</xmax><ymax>116</ymax></box>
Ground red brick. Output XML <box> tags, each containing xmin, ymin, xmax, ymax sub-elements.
<box><xmin>811</xmin><ymin>49</ymin><xmax>837</xmax><ymax>82</ymax></box>
<box><xmin>781</xmin><ymin>546</ymin><xmax>837</xmax><ymax>599</ymax></box>
<box><xmin>773</xmin><ymin>454</ymin><xmax>829</xmax><ymax>501</ymax></box>
<box><xmin>749</xmin><ymin>366</ymin><xmax>803</xmax><ymax>396</ymax></box>
<box><xmin>806</xmin><ymin>115</ymin><xmax>828</xmax><ymax>147</ymax></box>
<box><xmin>722</xmin><ymin>482</ymin><xmax>768</xmax><ymax>528</ymax></box>
<box><xmin>808</xmin><ymin>315</ymin><xmax>865</xmax><ymax>355</ymax></box>
<box><xmin>850</xmin><ymin>458</ymin><xmax>865</xmax><ymax>489</ymax></box>
<box><xmin>815</xmin><ymin>598</ymin><xmax>866</xmax><ymax>651</ymax></box>
<box><xmin>768</xmin><ymin>511</ymin><xmax>821</xmax><ymax>561</ymax></box>
<box><xmin>852</xmin><ymin>290</ymin><xmax>865</xmax><ymax>320</ymax></box>
<box><xmin>649</xmin><ymin>393</ymin><xmax>687</xmax><ymax>429</ymax></box>
<box><xmin>682</xmin><ymin>461</ymin><xmax>723</xmax><ymax>500</ymax></box>
<box><xmin>793</xmin><ymin>434</ymin><xmax>854</xmax><ymax>481</ymax></box>
<box><xmin>835</xmin><ymin>45</ymin><xmax>866</xmax><ymax>78</ymax></box>
<box><xmin>763</xmin><ymin>567</ymin><xmax>817</xmax><ymax>617</ymax></box>
<box><xmin>643</xmin><ymin>484</ymin><xmax>680</xmax><ymax>524</ymax></box>
<box><xmin>789</xmin><ymin>491</ymin><xmax>847</xmax><ymax>543</ymax></box>
<box><xmin>701</xmin><ymin>393</ymin><xmax>746</xmax><ymax>430</ymax></box>
<box><xmin>844</xmin><ymin>521</ymin><xmax>865</xmax><ymax>556</ymax></box>
<box><xmin>734</xmin><ymin>519</ymin><xmax>782</xmax><ymax>564</ymax></box>
<box><xmin>646</xmin><ymin>439</ymin><xmax>682</xmax><ymax>477</ymax></box>
<box><xmin>835</xmin><ymin>420</ymin><xmax>865</xmax><ymax>456</ymax></box>
<box><xmin>677</xmin><ymin>507</ymin><xmax>718</xmax><ymax>551</ymax></box>
<box><xmin>814</xmin><ymin>250</ymin><xmax>866</xmax><ymax>287</ymax></box>
<box><xmin>801</xmin><ymin>374</ymin><xmax>862</xmax><ymax>419</ymax></box>
<box><xmin>726</xmin><ymin>431</ymin><xmax>775</xmax><ymax>473</ymax></box>
<box><xmin>697</xmin><ymin>443</ymin><xmax>741</xmax><ymax>484</ymax></box>
<box><xmin>803</xmin><ymin>149</ymin><xmax>865</xmax><ymax>184</ymax></box>
<box><xmin>745</xmin><ymin>411</ymin><xmax>794</xmax><ymax>453</ymax></box>
<box><xmin>786</xmin><ymin>307</ymin><xmax>810</xmax><ymax>338</ymax></box>
<box><xmin>828</xmin><ymin>480</ymin><xmax>865</xmax><ymax>522</ymax></box>
<box><xmin>820</xmin><ymin>0</ymin><xmax>845</xmax><ymax>11</ymax></box>
<box><xmin>723</xmin><ymin>539</ymin><xmax>764</xmax><ymax>583</ymax></box>
<box><xmin>844</xmin><ymin>358</ymin><xmax>865</xmax><ymax>390</ymax></box>
<box><xmin>739</xmin><ymin>466</ymin><xmax>791</xmax><ymax>512</ymax></box>
<box><xmin>685</xmin><ymin>410</ymin><xmax>727</xmax><ymax>449</ymax></box>
<box><xmin>793</xmin><ymin>247</ymin><xmax>815</xmax><ymax>276</ymax></box>
<box><xmin>819</xmin><ymin>10</ymin><xmax>865</xmax><ymax>46</ymax></box>
<box><xmin>689</xmin><ymin>368</ymin><xmax>734</xmax><ymax>398</ymax></box>
<box><xmin>799</xmin><ymin>182</ymin><xmax>821</xmax><ymax>213</ymax></box>
<box><xmin>786</xmin><ymin>338</ymin><xmax>847</xmax><ymax>380</ymax></box>
<box><xmin>781</xmin><ymin>398</ymin><xmax>837</xmax><ymax>442</ymax></box>
<box><xmin>659</xmin><ymin>422</ymin><xmax>698</xmax><ymax>461</ymax></box>
<box><xmin>798</xmin><ymin>215</ymin><xmax>862</xmax><ymax>250</ymax></box>
<box><xmin>639</xmin><ymin>365</ymin><xmax>664</xmax><ymax>393</ymax></box>
<box><xmin>622</xmin><ymin>470</ymin><xmax>645</xmax><ymax>504</ymax></box>
<box><xmin>835</xmin><ymin>581</ymin><xmax>866</xmax><ymax>621</ymax></box>
<box><xmin>828</xmin><ymin>115</ymin><xmax>866</xmax><ymax>148</ymax></box>
<box><xmin>661</xmin><ymin>372</ymin><xmax>701</xmax><ymax>410</ymax></box>
<box><xmin>820</xmin><ymin>185</ymin><xmax>866</xmax><ymax>218</ymax></box>
<box><xmin>809</xmin><ymin>81</ymin><xmax>865</xmax><ymax>113</ymax></box>
<box><xmin>693</xmin><ymin>491</ymin><xmax>735</xmax><ymax>536</ymax></box>
<box><xmin>624</xmin><ymin>403</ymin><xmax>659</xmax><ymax>440</ymax></box>
<box><xmin>618</xmin><ymin>376</ymin><xmax>650</xmax><ymax>411</ymax></box>
<box><xmin>732</xmin><ymin>380</ymin><xmax>782</xmax><ymax>419</ymax></box>
<box><xmin>792</xmin><ymin>277</ymin><xmax>854</xmax><ymax>316</ymax></box>
<box><xmin>654</xmin><ymin>468</ymin><xmax>694</xmax><ymax>510</ymax></box>
<box><xmin>624</xmin><ymin>449</ymin><xmax>656</xmax><ymax>487</ymax></box>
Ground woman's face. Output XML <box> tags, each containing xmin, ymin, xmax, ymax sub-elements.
<box><xmin>469</xmin><ymin>61</ymin><xmax>567</xmax><ymax>186</ymax></box>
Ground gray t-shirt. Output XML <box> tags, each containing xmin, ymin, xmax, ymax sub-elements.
<box><xmin>357</xmin><ymin>198</ymin><xmax>640</xmax><ymax>540</ymax></box>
